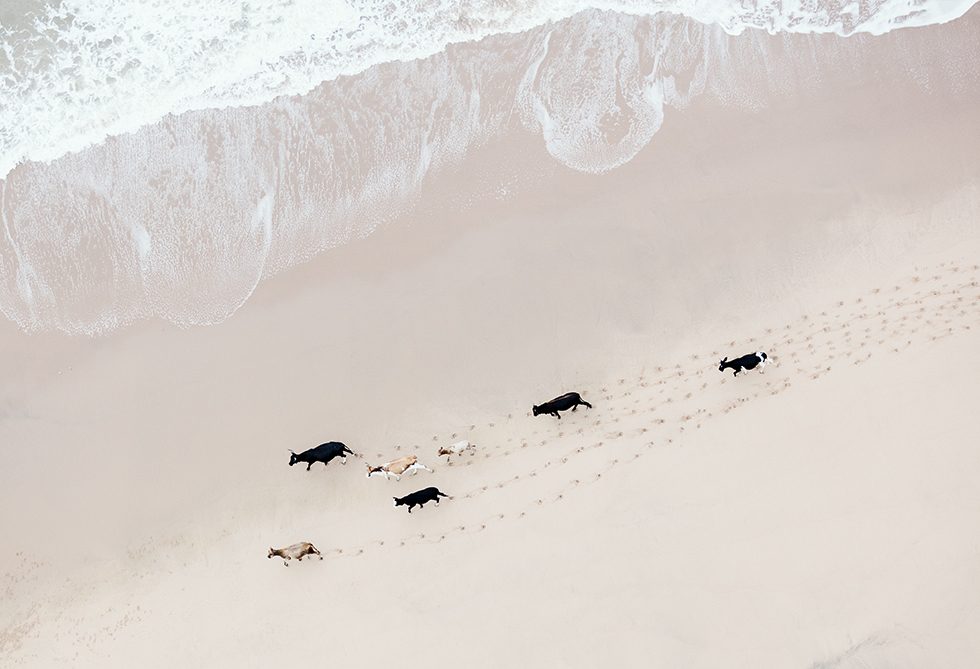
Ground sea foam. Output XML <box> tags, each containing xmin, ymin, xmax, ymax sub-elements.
<box><xmin>0</xmin><ymin>3</ymin><xmax>978</xmax><ymax>335</ymax></box>
<box><xmin>0</xmin><ymin>0</ymin><xmax>976</xmax><ymax>180</ymax></box>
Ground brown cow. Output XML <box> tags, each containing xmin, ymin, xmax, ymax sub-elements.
<box><xmin>268</xmin><ymin>542</ymin><xmax>322</xmax><ymax>566</ymax></box>
<box><xmin>366</xmin><ymin>454</ymin><xmax>433</xmax><ymax>480</ymax></box>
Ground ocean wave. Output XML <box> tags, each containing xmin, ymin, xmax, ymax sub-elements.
<box><xmin>0</xmin><ymin>0</ymin><xmax>976</xmax><ymax>180</ymax></box>
<box><xmin>1</xmin><ymin>8</ymin><xmax>978</xmax><ymax>335</ymax></box>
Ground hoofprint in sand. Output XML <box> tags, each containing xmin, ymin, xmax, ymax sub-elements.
<box><xmin>296</xmin><ymin>259</ymin><xmax>980</xmax><ymax>558</ymax></box>
<box><xmin>2</xmin><ymin>258</ymin><xmax>978</xmax><ymax>668</ymax></box>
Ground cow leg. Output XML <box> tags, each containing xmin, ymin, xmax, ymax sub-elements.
<box><xmin>307</xmin><ymin>462</ymin><xmax>313</xmax><ymax>471</ymax></box>
<box><xmin>553</xmin><ymin>412</ymin><xmax>561</xmax><ymax>419</ymax></box>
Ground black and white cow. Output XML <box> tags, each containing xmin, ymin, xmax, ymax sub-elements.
<box><xmin>718</xmin><ymin>352</ymin><xmax>769</xmax><ymax>377</ymax></box>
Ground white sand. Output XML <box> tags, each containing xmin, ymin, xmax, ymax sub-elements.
<box><xmin>2</xmin><ymin>10</ymin><xmax>980</xmax><ymax>669</ymax></box>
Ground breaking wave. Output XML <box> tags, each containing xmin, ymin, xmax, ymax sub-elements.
<box><xmin>1</xmin><ymin>0</ymin><xmax>976</xmax><ymax>179</ymax></box>
<box><xmin>0</xmin><ymin>3</ymin><xmax>978</xmax><ymax>334</ymax></box>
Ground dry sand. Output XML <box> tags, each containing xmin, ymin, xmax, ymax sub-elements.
<box><xmin>2</xmin><ymin>11</ymin><xmax>980</xmax><ymax>669</ymax></box>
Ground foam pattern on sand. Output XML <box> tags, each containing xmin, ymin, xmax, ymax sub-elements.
<box><xmin>1</xmin><ymin>10</ymin><xmax>977</xmax><ymax>335</ymax></box>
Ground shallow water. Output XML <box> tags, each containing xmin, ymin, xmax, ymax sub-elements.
<box><xmin>0</xmin><ymin>3</ymin><xmax>978</xmax><ymax>334</ymax></box>
<box><xmin>2</xmin><ymin>1</ymin><xmax>974</xmax><ymax>179</ymax></box>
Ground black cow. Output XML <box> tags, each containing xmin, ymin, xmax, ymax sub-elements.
<box><xmin>288</xmin><ymin>442</ymin><xmax>353</xmax><ymax>470</ymax></box>
<box><xmin>718</xmin><ymin>351</ymin><xmax>769</xmax><ymax>377</ymax></box>
<box><xmin>393</xmin><ymin>487</ymin><xmax>450</xmax><ymax>513</ymax></box>
<box><xmin>532</xmin><ymin>392</ymin><xmax>592</xmax><ymax>419</ymax></box>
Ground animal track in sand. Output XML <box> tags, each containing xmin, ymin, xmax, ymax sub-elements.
<box><xmin>306</xmin><ymin>262</ymin><xmax>980</xmax><ymax>562</ymax></box>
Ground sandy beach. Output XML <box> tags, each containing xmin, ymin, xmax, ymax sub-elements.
<box><xmin>2</xmin><ymin>3</ymin><xmax>980</xmax><ymax>667</ymax></box>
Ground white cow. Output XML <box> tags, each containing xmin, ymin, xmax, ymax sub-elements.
<box><xmin>366</xmin><ymin>454</ymin><xmax>433</xmax><ymax>480</ymax></box>
<box><xmin>437</xmin><ymin>440</ymin><xmax>476</xmax><ymax>461</ymax></box>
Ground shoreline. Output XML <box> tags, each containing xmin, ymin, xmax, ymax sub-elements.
<box><xmin>3</xmin><ymin>8</ymin><xmax>979</xmax><ymax>335</ymax></box>
<box><xmin>2</xmin><ymin>1</ymin><xmax>978</xmax><ymax>180</ymax></box>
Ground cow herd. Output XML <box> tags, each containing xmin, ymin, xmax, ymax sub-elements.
<box><xmin>268</xmin><ymin>351</ymin><xmax>770</xmax><ymax>564</ymax></box>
